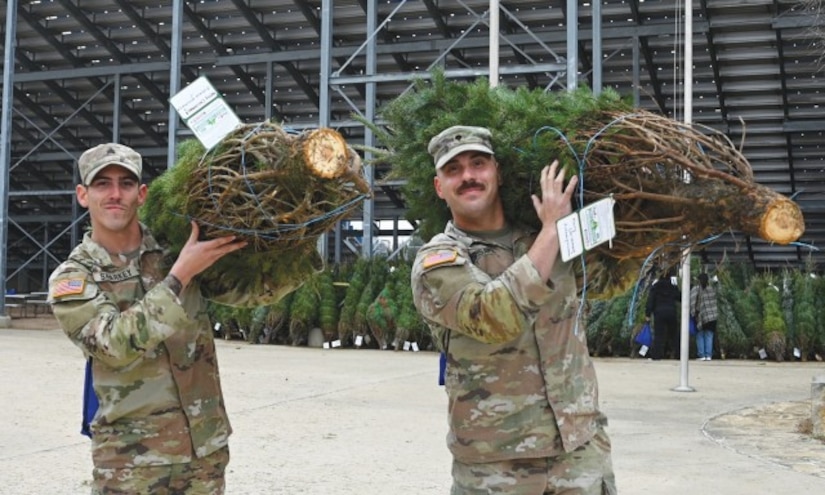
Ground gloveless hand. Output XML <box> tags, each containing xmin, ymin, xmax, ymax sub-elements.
<box><xmin>530</xmin><ymin>160</ymin><xmax>578</xmax><ymax>227</ymax></box>
<box><xmin>170</xmin><ymin>221</ymin><xmax>248</xmax><ymax>288</ymax></box>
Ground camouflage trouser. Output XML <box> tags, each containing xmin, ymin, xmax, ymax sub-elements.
<box><xmin>451</xmin><ymin>428</ymin><xmax>616</xmax><ymax>494</ymax></box>
<box><xmin>91</xmin><ymin>446</ymin><xmax>229</xmax><ymax>495</ymax></box>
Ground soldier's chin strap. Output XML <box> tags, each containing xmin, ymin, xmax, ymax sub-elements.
<box><xmin>81</xmin><ymin>357</ymin><xmax>99</xmax><ymax>438</ymax></box>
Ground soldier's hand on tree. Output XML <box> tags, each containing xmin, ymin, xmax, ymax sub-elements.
<box><xmin>526</xmin><ymin>160</ymin><xmax>578</xmax><ymax>281</ymax></box>
<box><xmin>531</xmin><ymin>160</ymin><xmax>577</xmax><ymax>227</ymax></box>
<box><xmin>169</xmin><ymin>221</ymin><xmax>248</xmax><ymax>289</ymax></box>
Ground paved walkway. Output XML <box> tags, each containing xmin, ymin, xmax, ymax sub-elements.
<box><xmin>1</xmin><ymin>324</ymin><xmax>824</xmax><ymax>494</ymax></box>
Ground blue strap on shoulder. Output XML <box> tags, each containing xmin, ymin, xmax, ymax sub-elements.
<box><xmin>438</xmin><ymin>351</ymin><xmax>447</xmax><ymax>386</ymax></box>
<box><xmin>81</xmin><ymin>357</ymin><xmax>99</xmax><ymax>438</ymax></box>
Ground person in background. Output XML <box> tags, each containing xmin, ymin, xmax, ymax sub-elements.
<box><xmin>411</xmin><ymin>125</ymin><xmax>616</xmax><ymax>494</ymax></box>
<box><xmin>48</xmin><ymin>143</ymin><xmax>247</xmax><ymax>494</ymax></box>
<box><xmin>645</xmin><ymin>268</ymin><xmax>681</xmax><ymax>360</ymax></box>
<box><xmin>691</xmin><ymin>272</ymin><xmax>718</xmax><ymax>361</ymax></box>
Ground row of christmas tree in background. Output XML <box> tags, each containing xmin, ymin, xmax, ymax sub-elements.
<box><xmin>208</xmin><ymin>255</ymin><xmax>429</xmax><ymax>351</ymax></box>
<box><xmin>591</xmin><ymin>258</ymin><xmax>825</xmax><ymax>361</ymax></box>
<box><xmin>208</xmin><ymin>255</ymin><xmax>825</xmax><ymax>362</ymax></box>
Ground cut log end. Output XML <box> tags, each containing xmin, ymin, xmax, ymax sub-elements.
<box><xmin>760</xmin><ymin>198</ymin><xmax>805</xmax><ymax>245</ymax></box>
<box><xmin>302</xmin><ymin>128</ymin><xmax>350</xmax><ymax>179</ymax></box>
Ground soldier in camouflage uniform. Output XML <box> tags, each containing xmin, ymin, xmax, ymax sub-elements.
<box><xmin>412</xmin><ymin>126</ymin><xmax>617</xmax><ymax>494</ymax></box>
<box><xmin>48</xmin><ymin>143</ymin><xmax>248</xmax><ymax>494</ymax></box>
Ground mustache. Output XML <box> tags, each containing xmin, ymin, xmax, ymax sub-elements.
<box><xmin>457</xmin><ymin>181</ymin><xmax>485</xmax><ymax>194</ymax></box>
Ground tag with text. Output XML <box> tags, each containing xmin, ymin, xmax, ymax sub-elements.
<box><xmin>556</xmin><ymin>196</ymin><xmax>617</xmax><ymax>262</ymax></box>
<box><xmin>170</xmin><ymin>76</ymin><xmax>241</xmax><ymax>150</ymax></box>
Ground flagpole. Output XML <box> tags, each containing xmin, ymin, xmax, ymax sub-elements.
<box><xmin>674</xmin><ymin>0</ymin><xmax>696</xmax><ymax>393</ymax></box>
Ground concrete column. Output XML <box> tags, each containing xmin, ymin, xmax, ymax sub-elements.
<box><xmin>813</xmin><ymin>374</ymin><xmax>825</xmax><ymax>440</ymax></box>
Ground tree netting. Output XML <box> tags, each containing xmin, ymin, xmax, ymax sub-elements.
<box><xmin>140</xmin><ymin>121</ymin><xmax>371</xmax><ymax>307</ymax></box>
<box><xmin>362</xmin><ymin>73</ymin><xmax>804</xmax><ymax>299</ymax></box>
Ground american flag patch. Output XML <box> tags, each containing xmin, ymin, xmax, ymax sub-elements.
<box><xmin>422</xmin><ymin>250</ymin><xmax>458</xmax><ymax>269</ymax></box>
<box><xmin>52</xmin><ymin>278</ymin><xmax>86</xmax><ymax>298</ymax></box>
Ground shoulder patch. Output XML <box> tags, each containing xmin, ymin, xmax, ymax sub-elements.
<box><xmin>51</xmin><ymin>278</ymin><xmax>86</xmax><ymax>299</ymax></box>
<box><xmin>422</xmin><ymin>250</ymin><xmax>458</xmax><ymax>269</ymax></box>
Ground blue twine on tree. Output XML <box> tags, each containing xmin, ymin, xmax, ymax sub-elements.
<box><xmin>173</xmin><ymin>193</ymin><xmax>368</xmax><ymax>241</ymax></box>
<box><xmin>522</xmin><ymin>113</ymin><xmax>710</xmax><ymax>335</ymax></box>
<box><xmin>188</xmin><ymin>121</ymin><xmax>368</xmax><ymax>242</ymax></box>
<box><xmin>523</xmin><ymin>117</ymin><xmax>644</xmax><ymax>333</ymax></box>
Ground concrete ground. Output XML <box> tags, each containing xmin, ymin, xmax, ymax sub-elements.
<box><xmin>1</xmin><ymin>318</ymin><xmax>824</xmax><ymax>494</ymax></box>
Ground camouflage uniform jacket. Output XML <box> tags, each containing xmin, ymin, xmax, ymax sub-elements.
<box><xmin>48</xmin><ymin>224</ymin><xmax>231</xmax><ymax>468</ymax></box>
<box><xmin>411</xmin><ymin>221</ymin><xmax>605</xmax><ymax>464</ymax></box>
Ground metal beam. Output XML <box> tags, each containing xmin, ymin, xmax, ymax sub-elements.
<box><xmin>183</xmin><ymin>3</ymin><xmax>268</xmax><ymax>112</ymax></box>
<box><xmin>783</xmin><ymin>120</ymin><xmax>825</xmax><ymax>133</ymax></box>
<box><xmin>231</xmin><ymin>0</ymin><xmax>320</xmax><ymax>106</ymax></box>
<box><xmin>331</xmin><ymin>63</ymin><xmax>567</xmax><ymax>85</ymax></box>
<box><xmin>12</xmin><ymin>21</ymin><xmax>708</xmax><ymax>84</ymax></box>
<box><xmin>1</xmin><ymin>0</ymin><xmax>18</xmax><ymax>307</ymax></box>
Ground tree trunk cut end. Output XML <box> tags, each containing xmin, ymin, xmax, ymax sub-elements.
<box><xmin>302</xmin><ymin>128</ymin><xmax>350</xmax><ymax>179</ymax></box>
<box><xmin>760</xmin><ymin>198</ymin><xmax>805</xmax><ymax>245</ymax></box>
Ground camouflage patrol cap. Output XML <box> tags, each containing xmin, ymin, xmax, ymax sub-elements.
<box><xmin>427</xmin><ymin>125</ymin><xmax>495</xmax><ymax>170</ymax></box>
<box><xmin>78</xmin><ymin>143</ymin><xmax>142</xmax><ymax>185</ymax></box>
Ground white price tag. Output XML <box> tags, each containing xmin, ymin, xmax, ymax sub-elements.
<box><xmin>169</xmin><ymin>76</ymin><xmax>241</xmax><ymax>150</ymax></box>
<box><xmin>556</xmin><ymin>197</ymin><xmax>617</xmax><ymax>262</ymax></box>
<box><xmin>579</xmin><ymin>197</ymin><xmax>616</xmax><ymax>250</ymax></box>
<box><xmin>557</xmin><ymin>213</ymin><xmax>583</xmax><ymax>262</ymax></box>
<box><xmin>169</xmin><ymin>76</ymin><xmax>219</xmax><ymax>119</ymax></box>
<box><xmin>186</xmin><ymin>98</ymin><xmax>241</xmax><ymax>150</ymax></box>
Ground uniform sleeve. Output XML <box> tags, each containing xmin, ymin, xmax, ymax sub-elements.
<box><xmin>411</xmin><ymin>241</ymin><xmax>552</xmax><ymax>345</ymax></box>
<box><xmin>48</xmin><ymin>262</ymin><xmax>191</xmax><ymax>369</ymax></box>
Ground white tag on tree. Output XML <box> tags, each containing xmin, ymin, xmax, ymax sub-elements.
<box><xmin>323</xmin><ymin>342</ymin><xmax>330</xmax><ymax>349</ymax></box>
<box><xmin>794</xmin><ymin>347</ymin><xmax>801</xmax><ymax>358</ymax></box>
<box><xmin>213</xmin><ymin>322</ymin><xmax>221</xmax><ymax>331</ymax></box>
<box><xmin>186</xmin><ymin>99</ymin><xmax>241</xmax><ymax>150</ymax></box>
<box><xmin>412</xmin><ymin>342</ymin><xmax>420</xmax><ymax>352</ymax></box>
<box><xmin>639</xmin><ymin>345</ymin><xmax>649</xmax><ymax>356</ymax></box>
<box><xmin>331</xmin><ymin>339</ymin><xmax>342</xmax><ymax>348</ymax></box>
<box><xmin>355</xmin><ymin>335</ymin><xmax>363</xmax><ymax>347</ymax></box>
<box><xmin>169</xmin><ymin>76</ymin><xmax>219</xmax><ymax>120</ymax></box>
<box><xmin>579</xmin><ymin>197</ymin><xmax>617</xmax><ymax>250</ymax></box>
<box><xmin>403</xmin><ymin>341</ymin><xmax>411</xmax><ymax>351</ymax></box>
<box><xmin>556</xmin><ymin>197</ymin><xmax>617</xmax><ymax>262</ymax></box>
<box><xmin>170</xmin><ymin>76</ymin><xmax>241</xmax><ymax>150</ymax></box>
<box><xmin>758</xmin><ymin>348</ymin><xmax>768</xmax><ymax>359</ymax></box>
<box><xmin>557</xmin><ymin>213</ymin><xmax>584</xmax><ymax>262</ymax></box>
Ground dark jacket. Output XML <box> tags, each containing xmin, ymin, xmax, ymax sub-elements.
<box><xmin>646</xmin><ymin>277</ymin><xmax>680</xmax><ymax>318</ymax></box>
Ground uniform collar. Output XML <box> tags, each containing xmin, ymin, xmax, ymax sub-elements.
<box><xmin>445</xmin><ymin>220</ymin><xmax>533</xmax><ymax>248</ymax></box>
<box><xmin>79</xmin><ymin>222</ymin><xmax>163</xmax><ymax>264</ymax></box>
